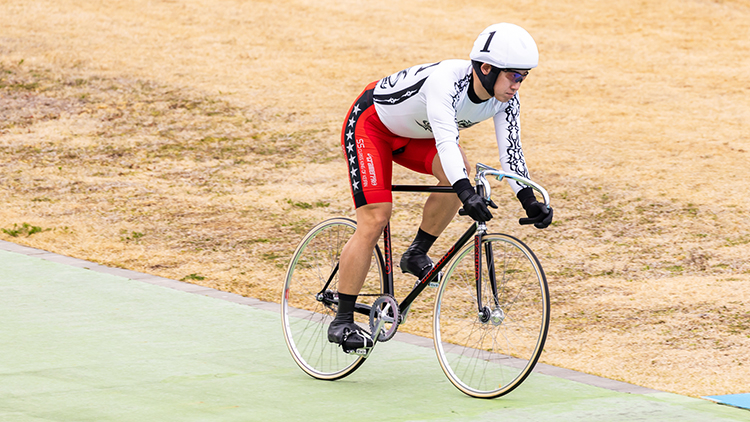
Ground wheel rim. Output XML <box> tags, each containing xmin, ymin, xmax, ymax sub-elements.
<box><xmin>282</xmin><ymin>218</ymin><xmax>383</xmax><ymax>379</ymax></box>
<box><xmin>433</xmin><ymin>234</ymin><xmax>549</xmax><ymax>398</ymax></box>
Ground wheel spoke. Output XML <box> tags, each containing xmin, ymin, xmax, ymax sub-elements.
<box><xmin>434</xmin><ymin>233</ymin><xmax>549</xmax><ymax>398</ymax></box>
<box><xmin>282</xmin><ymin>218</ymin><xmax>384</xmax><ymax>380</ymax></box>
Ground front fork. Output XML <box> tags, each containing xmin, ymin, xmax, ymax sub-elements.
<box><xmin>474</xmin><ymin>184</ymin><xmax>502</xmax><ymax>325</ymax></box>
<box><xmin>474</xmin><ymin>222</ymin><xmax>488</xmax><ymax>321</ymax></box>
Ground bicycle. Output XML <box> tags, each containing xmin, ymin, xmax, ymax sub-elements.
<box><xmin>281</xmin><ymin>163</ymin><xmax>551</xmax><ymax>398</ymax></box>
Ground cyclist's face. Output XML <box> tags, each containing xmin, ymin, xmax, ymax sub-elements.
<box><xmin>492</xmin><ymin>69</ymin><xmax>529</xmax><ymax>102</ymax></box>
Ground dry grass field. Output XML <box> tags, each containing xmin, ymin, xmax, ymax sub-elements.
<box><xmin>1</xmin><ymin>0</ymin><xmax>749</xmax><ymax>397</ymax></box>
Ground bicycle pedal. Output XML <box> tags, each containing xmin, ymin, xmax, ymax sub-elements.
<box><xmin>414</xmin><ymin>271</ymin><xmax>442</xmax><ymax>288</ymax></box>
<box><xmin>345</xmin><ymin>347</ymin><xmax>372</xmax><ymax>356</ymax></box>
<box><xmin>427</xmin><ymin>271</ymin><xmax>443</xmax><ymax>288</ymax></box>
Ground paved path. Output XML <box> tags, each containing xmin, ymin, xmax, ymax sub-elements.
<box><xmin>1</xmin><ymin>241</ymin><xmax>747</xmax><ymax>421</ymax></box>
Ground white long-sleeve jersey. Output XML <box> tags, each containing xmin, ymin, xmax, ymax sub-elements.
<box><xmin>373</xmin><ymin>59</ymin><xmax>531</xmax><ymax>193</ymax></box>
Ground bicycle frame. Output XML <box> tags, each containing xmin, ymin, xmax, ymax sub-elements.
<box><xmin>316</xmin><ymin>163</ymin><xmax>551</xmax><ymax>324</ymax></box>
<box><xmin>389</xmin><ymin>217</ymin><xmax>480</xmax><ymax>316</ymax></box>
<box><xmin>316</xmin><ymin>185</ymin><xmax>489</xmax><ymax>322</ymax></box>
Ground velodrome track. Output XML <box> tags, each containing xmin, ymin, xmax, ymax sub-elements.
<box><xmin>1</xmin><ymin>240</ymin><xmax>747</xmax><ymax>421</ymax></box>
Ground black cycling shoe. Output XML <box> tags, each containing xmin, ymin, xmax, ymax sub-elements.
<box><xmin>327</xmin><ymin>321</ymin><xmax>374</xmax><ymax>353</ymax></box>
<box><xmin>400</xmin><ymin>249</ymin><xmax>434</xmax><ymax>280</ymax></box>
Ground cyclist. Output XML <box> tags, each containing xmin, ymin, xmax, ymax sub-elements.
<box><xmin>329</xmin><ymin>23</ymin><xmax>554</xmax><ymax>353</ymax></box>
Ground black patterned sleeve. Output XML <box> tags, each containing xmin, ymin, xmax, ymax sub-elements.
<box><xmin>493</xmin><ymin>94</ymin><xmax>531</xmax><ymax>194</ymax></box>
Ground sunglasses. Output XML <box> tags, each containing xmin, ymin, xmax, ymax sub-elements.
<box><xmin>503</xmin><ymin>70</ymin><xmax>529</xmax><ymax>84</ymax></box>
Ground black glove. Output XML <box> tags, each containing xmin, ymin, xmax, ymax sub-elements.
<box><xmin>517</xmin><ymin>187</ymin><xmax>553</xmax><ymax>229</ymax></box>
<box><xmin>453</xmin><ymin>178</ymin><xmax>497</xmax><ymax>222</ymax></box>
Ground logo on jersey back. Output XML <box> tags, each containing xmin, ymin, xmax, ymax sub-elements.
<box><xmin>373</xmin><ymin>78</ymin><xmax>428</xmax><ymax>106</ymax></box>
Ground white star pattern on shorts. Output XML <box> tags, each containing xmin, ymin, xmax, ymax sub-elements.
<box><xmin>352</xmin><ymin>180</ymin><xmax>360</xmax><ymax>190</ymax></box>
<box><xmin>350</xmin><ymin>168</ymin><xmax>358</xmax><ymax>178</ymax></box>
<box><xmin>346</xmin><ymin>130</ymin><xmax>353</xmax><ymax>141</ymax></box>
<box><xmin>352</xmin><ymin>104</ymin><xmax>361</xmax><ymax>115</ymax></box>
<box><xmin>348</xmin><ymin>117</ymin><xmax>356</xmax><ymax>127</ymax></box>
<box><xmin>346</xmin><ymin>143</ymin><xmax>354</xmax><ymax>153</ymax></box>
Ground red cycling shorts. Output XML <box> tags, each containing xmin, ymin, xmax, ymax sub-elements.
<box><xmin>342</xmin><ymin>81</ymin><xmax>438</xmax><ymax>208</ymax></box>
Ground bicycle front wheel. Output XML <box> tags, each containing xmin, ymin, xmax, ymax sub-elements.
<box><xmin>433</xmin><ymin>233</ymin><xmax>549</xmax><ymax>398</ymax></box>
<box><xmin>281</xmin><ymin>217</ymin><xmax>384</xmax><ymax>380</ymax></box>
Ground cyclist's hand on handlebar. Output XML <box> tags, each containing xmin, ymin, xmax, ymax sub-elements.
<box><xmin>520</xmin><ymin>202</ymin><xmax>553</xmax><ymax>228</ymax></box>
<box><xmin>463</xmin><ymin>192</ymin><xmax>496</xmax><ymax>221</ymax></box>
<box><xmin>454</xmin><ymin>179</ymin><xmax>495</xmax><ymax>222</ymax></box>
<box><xmin>517</xmin><ymin>187</ymin><xmax>553</xmax><ymax>229</ymax></box>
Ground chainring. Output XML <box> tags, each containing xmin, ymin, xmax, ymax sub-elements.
<box><xmin>369</xmin><ymin>295</ymin><xmax>400</xmax><ymax>342</ymax></box>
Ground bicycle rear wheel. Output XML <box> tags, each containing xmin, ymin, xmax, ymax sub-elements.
<box><xmin>282</xmin><ymin>217</ymin><xmax>384</xmax><ymax>380</ymax></box>
<box><xmin>433</xmin><ymin>233</ymin><xmax>549</xmax><ymax>398</ymax></box>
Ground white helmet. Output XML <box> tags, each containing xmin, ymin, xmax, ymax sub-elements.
<box><xmin>470</xmin><ymin>23</ymin><xmax>539</xmax><ymax>69</ymax></box>
<box><xmin>470</xmin><ymin>23</ymin><xmax>538</xmax><ymax>97</ymax></box>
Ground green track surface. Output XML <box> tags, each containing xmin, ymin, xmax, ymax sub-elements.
<box><xmin>1</xmin><ymin>245</ymin><xmax>747</xmax><ymax>421</ymax></box>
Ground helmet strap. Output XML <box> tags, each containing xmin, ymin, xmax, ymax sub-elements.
<box><xmin>471</xmin><ymin>60</ymin><xmax>501</xmax><ymax>98</ymax></box>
